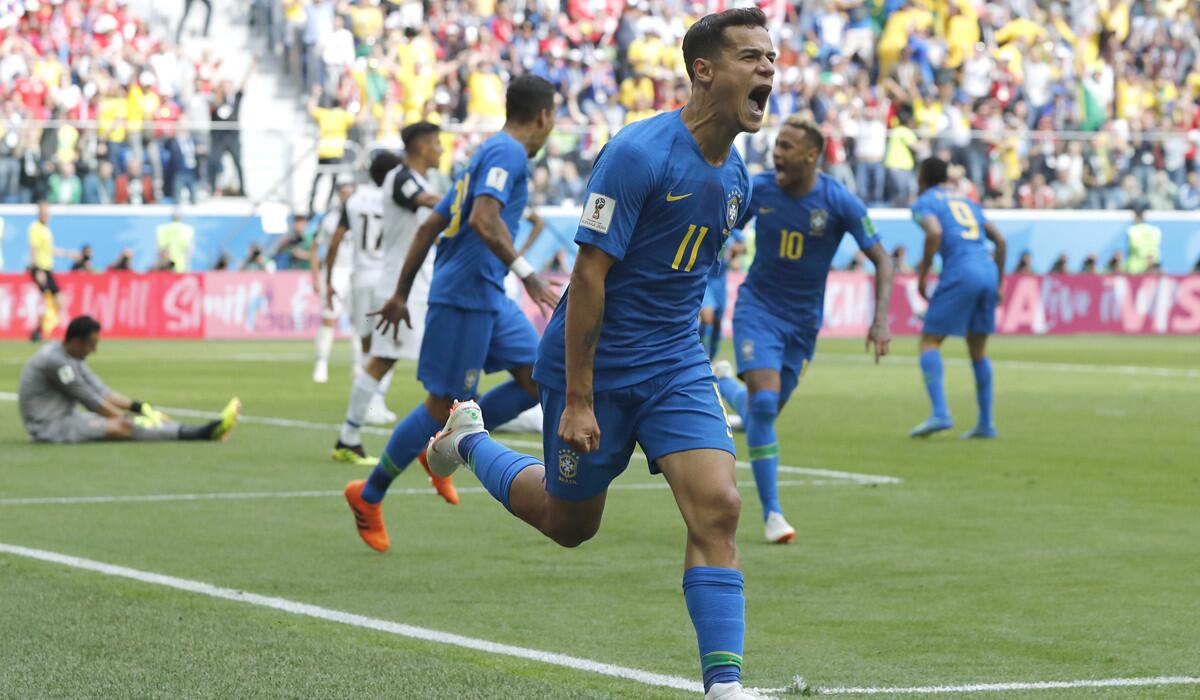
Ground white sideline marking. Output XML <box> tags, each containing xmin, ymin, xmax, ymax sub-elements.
<box><xmin>807</xmin><ymin>675</ymin><xmax>1200</xmax><ymax>695</ymax></box>
<box><xmin>825</xmin><ymin>354</ymin><xmax>1200</xmax><ymax>379</ymax></box>
<box><xmin>0</xmin><ymin>479</ymin><xmax>829</xmax><ymax>507</ymax></box>
<box><xmin>1</xmin><ymin>542</ymin><xmax>1195</xmax><ymax>699</ymax></box>
<box><xmin>0</xmin><ymin>542</ymin><xmax>707</xmax><ymax>696</ymax></box>
<box><xmin>0</xmin><ymin>393</ymin><xmax>899</xmax><ymax>485</ymax></box>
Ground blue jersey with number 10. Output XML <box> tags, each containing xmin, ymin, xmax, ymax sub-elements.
<box><xmin>738</xmin><ymin>172</ymin><xmax>879</xmax><ymax>329</ymax></box>
<box><xmin>911</xmin><ymin>185</ymin><xmax>994</xmax><ymax>282</ymax></box>
<box><xmin>429</xmin><ymin>131</ymin><xmax>530</xmax><ymax>312</ymax></box>
<box><xmin>533</xmin><ymin>109</ymin><xmax>752</xmax><ymax>393</ymax></box>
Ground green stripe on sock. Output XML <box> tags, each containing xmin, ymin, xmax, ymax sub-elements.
<box><xmin>747</xmin><ymin>443</ymin><xmax>778</xmax><ymax>461</ymax></box>
<box><xmin>701</xmin><ymin>651</ymin><xmax>743</xmax><ymax>671</ymax></box>
<box><xmin>378</xmin><ymin>454</ymin><xmax>403</xmax><ymax>479</ymax></box>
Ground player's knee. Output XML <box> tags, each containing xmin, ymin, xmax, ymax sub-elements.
<box><xmin>747</xmin><ymin>390</ymin><xmax>779</xmax><ymax>420</ymax></box>
<box><xmin>688</xmin><ymin>485</ymin><xmax>742</xmax><ymax>543</ymax></box>
<box><xmin>546</xmin><ymin>519</ymin><xmax>600</xmax><ymax>548</ymax></box>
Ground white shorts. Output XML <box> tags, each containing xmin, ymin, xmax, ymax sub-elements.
<box><xmin>351</xmin><ymin>286</ymin><xmax>376</xmax><ymax>338</ymax></box>
<box><xmin>369</xmin><ymin>289</ymin><xmax>427</xmax><ymax>360</ymax></box>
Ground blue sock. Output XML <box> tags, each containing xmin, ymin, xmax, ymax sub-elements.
<box><xmin>745</xmin><ymin>390</ymin><xmax>781</xmax><ymax>520</ymax></box>
<box><xmin>919</xmin><ymin>349</ymin><xmax>950</xmax><ymax>421</ymax></box>
<box><xmin>972</xmin><ymin>357</ymin><xmax>993</xmax><ymax>428</ymax></box>
<box><xmin>362</xmin><ymin>404</ymin><xmax>441</xmax><ymax>504</ymax></box>
<box><xmin>478</xmin><ymin>380</ymin><xmax>538</xmax><ymax>430</ymax></box>
<box><xmin>683</xmin><ymin>566</ymin><xmax>745</xmax><ymax>692</ymax></box>
<box><xmin>717</xmin><ymin>377</ymin><xmax>747</xmax><ymax>420</ymax></box>
<box><xmin>459</xmin><ymin>433</ymin><xmax>540</xmax><ymax>512</ymax></box>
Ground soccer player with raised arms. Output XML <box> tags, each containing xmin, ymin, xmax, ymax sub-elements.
<box><xmin>714</xmin><ymin>116</ymin><xmax>893</xmax><ymax>543</ymax></box>
<box><xmin>909</xmin><ymin>156</ymin><xmax>1006</xmax><ymax>438</ymax></box>
<box><xmin>380</xmin><ymin>11</ymin><xmax>775</xmax><ymax>699</ymax></box>
<box><xmin>344</xmin><ymin>75</ymin><xmax>561</xmax><ymax>552</ymax></box>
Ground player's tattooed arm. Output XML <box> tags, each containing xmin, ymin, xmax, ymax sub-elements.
<box><xmin>916</xmin><ymin>214</ymin><xmax>942</xmax><ymax>301</ymax></box>
<box><xmin>984</xmin><ymin>222</ymin><xmax>1007</xmax><ymax>299</ymax></box>
<box><xmin>559</xmin><ymin>244</ymin><xmax>615</xmax><ymax>453</ymax></box>
<box><xmin>863</xmin><ymin>242</ymin><xmax>893</xmax><ymax>363</ymax></box>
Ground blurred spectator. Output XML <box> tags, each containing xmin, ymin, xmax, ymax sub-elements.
<box><xmin>273</xmin><ymin>213</ymin><xmax>313</xmax><ymax>270</ymax></box>
<box><xmin>165</xmin><ymin>118</ymin><xmax>201</xmax><ymax>204</ymax></box>
<box><xmin>884</xmin><ymin>108</ymin><xmax>919</xmax><ymax>206</ymax></box>
<box><xmin>156</xmin><ymin>207</ymin><xmax>195</xmax><ymax>272</ymax></box>
<box><xmin>1014</xmin><ymin>250</ymin><xmax>1034</xmax><ymax>274</ymax></box>
<box><xmin>891</xmin><ymin>244</ymin><xmax>913</xmax><ymax>274</ymax></box>
<box><xmin>1080</xmin><ymin>253</ymin><xmax>1099</xmax><ymax>274</ymax></box>
<box><xmin>108</xmin><ymin>248</ymin><xmax>135</xmax><ymax>271</ymax></box>
<box><xmin>209</xmin><ymin>61</ymin><xmax>254</xmax><ymax>197</ymax></box>
<box><xmin>241</xmin><ymin>242</ymin><xmax>268</xmax><ymax>271</ymax></box>
<box><xmin>1017</xmin><ymin>173</ymin><xmax>1055</xmax><ymax>209</ymax></box>
<box><xmin>1179</xmin><ymin>173</ymin><xmax>1200</xmax><ymax>211</ymax></box>
<box><xmin>70</xmin><ymin>244</ymin><xmax>94</xmax><ymax>272</ymax></box>
<box><xmin>1146</xmin><ymin>172</ymin><xmax>1178</xmax><ymax>212</ymax></box>
<box><xmin>116</xmin><ymin>160</ymin><xmax>156</xmax><ymax>205</ymax></box>
<box><xmin>845</xmin><ymin>250</ymin><xmax>867</xmax><ymax>272</ymax></box>
<box><xmin>212</xmin><ymin>251</ymin><xmax>231</xmax><ymax>270</ymax></box>
<box><xmin>307</xmin><ymin>88</ymin><xmax>360</xmax><ymax>213</ymax></box>
<box><xmin>1126</xmin><ymin>204</ymin><xmax>1162</xmax><ymax>274</ymax></box>
<box><xmin>1049</xmin><ymin>253</ymin><xmax>1069</xmax><ymax>274</ymax></box>
<box><xmin>48</xmin><ymin>162</ymin><xmax>82</xmax><ymax>205</ymax></box>
<box><xmin>82</xmin><ymin>162</ymin><xmax>116</xmax><ymax>205</ymax></box>
<box><xmin>1106</xmin><ymin>251</ymin><xmax>1125</xmax><ymax>274</ymax></box>
<box><xmin>178</xmin><ymin>0</ymin><xmax>214</xmax><ymax>42</ymax></box>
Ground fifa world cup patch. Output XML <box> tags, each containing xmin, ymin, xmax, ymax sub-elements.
<box><xmin>580</xmin><ymin>192</ymin><xmax>614</xmax><ymax>234</ymax></box>
<box><xmin>557</xmin><ymin>449</ymin><xmax>579</xmax><ymax>483</ymax></box>
<box><xmin>400</xmin><ymin>178</ymin><xmax>420</xmax><ymax>198</ymax></box>
<box><xmin>485</xmin><ymin>166</ymin><xmax>509</xmax><ymax>192</ymax></box>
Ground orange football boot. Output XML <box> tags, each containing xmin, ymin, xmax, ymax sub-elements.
<box><xmin>344</xmin><ymin>480</ymin><xmax>390</xmax><ymax>552</ymax></box>
<box><xmin>418</xmin><ymin>449</ymin><xmax>460</xmax><ymax>505</ymax></box>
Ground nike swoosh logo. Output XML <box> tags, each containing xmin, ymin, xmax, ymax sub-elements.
<box><xmin>666</xmin><ymin>192</ymin><xmax>693</xmax><ymax>202</ymax></box>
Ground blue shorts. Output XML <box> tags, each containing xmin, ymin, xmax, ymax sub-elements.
<box><xmin>923</xmin><ymin>275</ymin><xmax>998</xmax><ymax>337</ymax></box>
<box><xmin>417</xmin><ymin>298</ymin><xmax>539</xmax><ymax>399</ymax></box>
<box><xmin>540</xmin><ymin>363</ymin><xmax>735</xmax><ymax>501</ymax></box>
<box><xmin>702</xmin><ymin>275</ymin><xmax>726</xmax><ymax>312</ymax></box>
<box><xmin>732</xmin><ymin>287</ymin><xmax>817</xmax><ymax>400</ymax></box>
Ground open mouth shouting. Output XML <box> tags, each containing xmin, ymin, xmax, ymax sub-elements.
<box><xmin>745</xmin><ymin>83</ymin><xmax>772</xmax><ymax>127</ymax></box>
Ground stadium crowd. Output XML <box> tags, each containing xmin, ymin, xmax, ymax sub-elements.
<box><xmin>275</xmin><ymin>0</ymin><xmax>1200</xmax><ymax>212</ymax></box>
<box><xmin>2</xmin><ymin>0</ymin><xmax>1200</xmax><ymax>212</ymax></box>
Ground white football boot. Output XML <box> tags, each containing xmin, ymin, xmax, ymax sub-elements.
<box><xmin>705</xmin><ymin>682</ymin><xmax>766</xmax><ymax>699</ymax></box>
<box><xmin>364</xmin><ymin>395</ymin><xmax>397</xmax><ymax>425</ymax></box>
<box><xmin>713</xmin><ymin>359</ymin><xmax>735</xmax><ymax>380</ymax></box>
<box><xmin>426</xmin><ymin>400</ymin><xmax>488</xmax><ymax>477</ymax></box>
<box><xmin>312</xmin><ymin>361</ymin><xmax>329</xmax><ymax>384</ymax></box>
<box><xmin>764</xmin><ymin>512</ymin><xmax>796</xmax><ymax>544</ymax></box>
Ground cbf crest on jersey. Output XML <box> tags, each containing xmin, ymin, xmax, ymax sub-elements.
<box><xmin>726</xmin><ymin>191</ymin><xmax>742</xmax><ymax>231</ymax></box>
<box><xmin>809</xmin><ymin>208</ymin><xmax>828</xmax><ymax>237</ymax></box>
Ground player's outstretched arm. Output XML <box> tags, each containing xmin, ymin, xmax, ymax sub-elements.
<box><xmin>468</xmin><ymin>196</ymin><xmax>560</xmax><ymax>314</ymax></box>
<box><xmin>559</xmin><ymin>244</ymin><xmax>615</xmax><ymax>455</ymax></box>
<box><xmin>371</xmin><ymin>211</ymin><xmax>449</xmax><ymax>339</ymax></box>
<box><xmin>324</xmin><ymin>224</ymin><xmax>348</xmax><ymax>305</ymax></box>
<box><xmin>916</xmin><ymin>214</ymin><xmax>942</xmax><ymax>301</ymax></box>
<box><xmin>863</xmin><ymin>242</ymin><xmax>893</xmax><ymax>362</ymax></box>
<box><xmin>984</xmin><ymin>221</ymin><xmax>1007</xmax><ymax>299</ymax></box>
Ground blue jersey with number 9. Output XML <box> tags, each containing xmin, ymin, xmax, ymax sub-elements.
<box><xmin>533</xmin><ymin>110</ymin><xmax>752</xmax><ymax>393</ymax></box>
<box><xmin>911</xmin><ymin>185</ymin><xmax>994</xmax><ymax>282</ymax></box>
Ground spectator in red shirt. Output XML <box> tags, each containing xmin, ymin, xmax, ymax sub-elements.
<box><xmin>1018</xmin><ymin>173</ymin><xmax>1056</xmax><ymax>209</ymax></box>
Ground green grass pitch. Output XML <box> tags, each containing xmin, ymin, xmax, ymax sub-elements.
<box><xmin>1</xmin><ymin>336</ymin><xmax>1197</xmax><ymax>699</ymax></box>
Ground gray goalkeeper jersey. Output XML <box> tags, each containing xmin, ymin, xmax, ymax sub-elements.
<box><xmin>18</xmin><ymin>343</ymin><xmax>109</xmax><ymax>429</ymax></box>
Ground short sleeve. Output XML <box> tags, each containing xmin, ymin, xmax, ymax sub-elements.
<box><xmin>434</xmin><ymin>186</ymin><xmax>455</xmax><ymax>219</ymax></box>
<box><xmin>574</xmin><ymin>139</ymin><xmax>655</xmax><ymax>261</ymax></box>
<box><xmin>336</xmin><ymin>206</ymin><xmax>350</xmax><ymax>231</ymax></box>
<box><xmin>911</xmin><ymin>194</ymin><xmax>933</xmax><ymax>223</ymax></box>
<box><xmin>473</xmin><ymin>141</ymin><xmax>525</xmax><ymax>207</ymax></box>
<box><xmin>390</xmin><ymin>167</ymin><xmax>425</xmax><ymax>212</ymax></box>
<box><xmin>840</xmin><ymin>189</ymin><xmax>880</xmax><ymax>251</ymax></box>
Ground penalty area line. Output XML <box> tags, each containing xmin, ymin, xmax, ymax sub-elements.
<box><xmin>797</xmin><ymin>675</ymin><xmax>1200</xmax><ymax>695</ymax></box>
<box><xmin>0</xmin><ymin>542</ymin><xmax>706</xmax><ymax>696</ymax></box>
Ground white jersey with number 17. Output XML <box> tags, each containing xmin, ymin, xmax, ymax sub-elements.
<box><xmin>339</xmin><ymin>186</ymin><xmax>385</xmax><ymax>290</ymax></box>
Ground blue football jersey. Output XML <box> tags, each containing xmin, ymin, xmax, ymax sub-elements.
<box><xmin>428</xmin><ymin>132</ymin><xmax>530</xmax><ymax>311</ymax></box>
<box><xmin>911</xmin><ymin>185</ymin><xmax>994</xmax><ymax>281</ymax></box>
<box><xmin>738</xmin><ymin>172</ymin><xmax>879</xmax><ymax>328</ymax></box>
<box><xmin>534</xmin><ymin>110</ymin><xmax>752</xmax><ymax>392</ymax></box>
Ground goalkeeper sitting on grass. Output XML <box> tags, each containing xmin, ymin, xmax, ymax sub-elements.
<box><xmin>18</xmin><ymin>315</ymin><xmax>240</xmax><ymax>444</ymax></box>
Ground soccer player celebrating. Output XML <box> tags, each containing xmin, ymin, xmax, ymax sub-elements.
<box><xmin>345</xmin><ymin>75</ymin><xmax>561</xmax><ymax>550</ymax></box>
<box><xmin>909</xmin><ymin>157</ymin><xmax>1006</xmax><ymax>438</ymax></box>
<box><xmin>332</xmin><ymin>126</ymin><xmax>454</xmax><ymax>503</ymax></box>
<box><xmin>18</xmin><ymin>315</ymin><xmax>240</xmax><ymax>444</ymax></box>
<box><xmin>381</xmin><ymin>12</ymin><xmax>775</xmax><ymax>699</ymax></box>
<box><xmin>713</xmin><ymin>116</ymin><xmax>893</xmax><ymax>543</ymax></box>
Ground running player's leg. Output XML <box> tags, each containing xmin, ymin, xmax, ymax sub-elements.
<box><xmin>962</xmin><ymin>284</ymin><xmax>998</xmax><ymax>438</ymax></box>
<box><xmin>912</xmin><ymin>279</ymin><xmax>970</xmax><ymax>436</ymax></box>
<box><xmin>637</xmin><ymin>366</ymin><xmax>745</xmax><ymax>694</ymax></box>
<box><xmin>334</xmin><ymin>355</ymin><xmax>395</xmax><ymax>462</ymax></box>
<box><xmin>476</xmin><ymin>296</ymin><xmax>540</xmax><ymax>429</ymax></box>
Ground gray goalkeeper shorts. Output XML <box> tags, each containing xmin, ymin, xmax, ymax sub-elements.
<box><xmin>28</xmin><ymin>413</ymin><xmax>110</xmax><ymax>444</ymax></box>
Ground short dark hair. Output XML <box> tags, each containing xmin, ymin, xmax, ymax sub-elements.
<box><xmin>65</xmin><ymin>315</ymin><xmax>101</xmax><ymax>342</ymax></box>
<box><xmin>919</xmin><ymin>157</ymin><xmax>949</xmax><ymax>187</ymax></box>
<box><xmin>681</xmin><ymin>8</ymin><xmax>768</xmax><ymax>82</ymax></box>
<box><xmin>782</xmin><ymin>115</ymin><xmax>825</xmax><ymax>153</ymax></box>
<box><xmin>401</xmin><ymin>121</ymin><xmax>441</xmax><ymax>151</ymax></box>
<box><xmin>506</xmin><ymin>75</ymin><xmax>557</xmax><ymax>124</ymax></box>
<box><xmin>369</xmin><ymin>151</ymin><xmax>404</xmax><ymax>186</ymax></box>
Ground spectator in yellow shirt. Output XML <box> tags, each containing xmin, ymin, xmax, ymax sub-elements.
<box><xmin>466</xmin><ymin>63</ymin><xmax>506</xmax><ymax>126</ymax></box>
<box><xmin>307</xmin><ymin>88</ymin><xmax>361</xmax><ymax>213</ymax></box>
<box><xmin>884</xmin><ymin>109</ymin><xmax>921</xmax><ymax>205</ymax></box>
